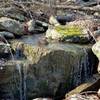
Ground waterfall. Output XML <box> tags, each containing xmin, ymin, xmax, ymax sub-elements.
<box><xmin>0</xmin><ymin>35</ymin><xmax>15</xmax><ymax>100</ymax></box>
<box><xmin>0</xmin><ymin>35</ymin><xmax>14</xmax><ymax>60</ymax></box>
<box><xmin>0</xmin><ymin>35</ymin><xmax>27</xmax><ymax>100</ymax></box>
<box><xmin>69</xmin><ymin>48</ymin><xmax>93</xmax><ymax>90</ymax></box>
<box><xmin>23</xmin><ymin>63</ymin><xmax>27</xmax><ymax>100</ymax></box>
<box><xmin>16</xmin><ymin>62</ymin><xmax>27</xmax><ymax>100</ymax></box>
<box><xmin>16</xmin><ymin>63</ymin><xmax>23</xmax><ymax>100</ymax></box>
<box><xmin>75</xmin><ymin>48</ymin><xmax>88</xmax><ymax>86</ymax></box>
<box><xmin>82</xmin><ymin>48</ymin><xmax>90</xmax><ymax>81</ymax></box>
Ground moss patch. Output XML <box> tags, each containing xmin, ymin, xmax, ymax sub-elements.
<box><xmin>55</xmin><ymin>25</ymin><xmax>83</xmax><ymax>37</ymax></box>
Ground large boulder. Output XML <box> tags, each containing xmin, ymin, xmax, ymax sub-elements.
<box><xmin>46</xmin><ymin>19</ymin><xmax>95</xmax><ymax>43</ymax></box>
<box><xmin>9</xmin><ymin>39</ymin><xmax>97</xmax><ymax>99</ymax></box>
<box><xmin>0</xmin><ymin>17</ymin><xmax>24</xmax><ymax>36</ymax></box>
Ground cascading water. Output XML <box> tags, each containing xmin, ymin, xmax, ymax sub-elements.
<box><xmin>23</xmin><ymin>63</ymin><xmax>27</xmax><ymax>100</ymax></box>
<box><xmin>16</xmin><ymin>62</ymin><xmax>27</xmax><ymax>100</ymax></box>
<box><xmin>15</xmin><ymin>42</ymin><xmax>27</xmax><ymax>100</ymax></box>
<box><xmin>0</xmin><ymin>35</ymin><xmax>15</xmax><ymax>100</ymax></box>
<box><xmin>69</xmin><ymin>48</ymin><xmax>93</xmax><ymax>91</ymax></box>
<box><xmin>0</xmin><ymin>35</ymin><xmax>27</xmax><ymax>100</ymax></box>
<box><xmin>82</xmin><ymin>48</ymin><xmax>91</xmax><ymax>81</ymax></box>
<box><xmin>0</xmin><ymin>35</ymin><xmax>14</xmax><ymax>60</ymax></box>
<box><xmin>16</xmin><ymin>63</ymin><xmax>23</xmax><ymax>100</ymax></box>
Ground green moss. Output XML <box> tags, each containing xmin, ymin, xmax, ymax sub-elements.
<box><xmin>55</xmin><ymin>25</ymin><xmax>83</xmax><ymax>37</ymax></box>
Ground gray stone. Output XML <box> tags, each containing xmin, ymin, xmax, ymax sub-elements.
<box><xmin>0</xmin><ymin>31</ymin><xmax>14</xmax><ymax>39</ymax></box>
<box><xmin>0</xmin><ymin>17</ymin><xmax>24</xmax><ymax>36</ymax></box>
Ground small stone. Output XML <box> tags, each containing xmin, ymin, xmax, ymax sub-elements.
<box><xmin>0</xmin><ymin>31</ymin><xmax>14</xmax><ymax>39</ymax></box>
<box><xmin>98</xmin><ymin>89</ymin><xmax>100</xmax><ymax>98</ymax></box>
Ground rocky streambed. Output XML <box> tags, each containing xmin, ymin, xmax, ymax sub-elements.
<box><xmin>0</xmin><ymin>34</ymin><xmax>98</xmax><ymax>100</ymax></box>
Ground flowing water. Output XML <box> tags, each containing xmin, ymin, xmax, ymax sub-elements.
<box><xmin>16</xmin><ymin>62</ymin><xmax>27</xmax><ymax>100</ymax></box>
<box><xmin>69</xmin><ymin>47</ymin><xmax>93</xmax><ymax>90</ymax></box>
<box><xmin>15</xmin><ymin>57</ymin><xmax>27</xmax><ymax>100</ymax></box>
<box><xmin>16</xmin><ymin>63</ymin><xmax>23</xmax><ymax>100</ymax></box>
<box><xmin>0</xmin><ymin>35</ymin><xmax>27</xmax><ymax>100</ymax></box>
<box><xmin>0</xmin><ymin>35</ymin><xmax>15</xmax><ymax>99</ymax></box>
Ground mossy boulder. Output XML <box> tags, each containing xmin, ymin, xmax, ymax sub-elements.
<box><xmin>46</xmin><ymin>19</ymin><xmax>95</xmax><ymax>43</ymax></box>
<box><xmin>9</xmin><ymin>40</ymin><xmax>97</xmax><ymax>99</ymax></box>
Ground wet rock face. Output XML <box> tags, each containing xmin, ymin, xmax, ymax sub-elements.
<box><xmin>0</xmin><ymin>61</ymin><xmax>16</xmax><ymax>100</ymax></box>
<box><xmin>6</xmin><ymin>41</ymin><xmax>97</xmax><ymax>99</ymax></box>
